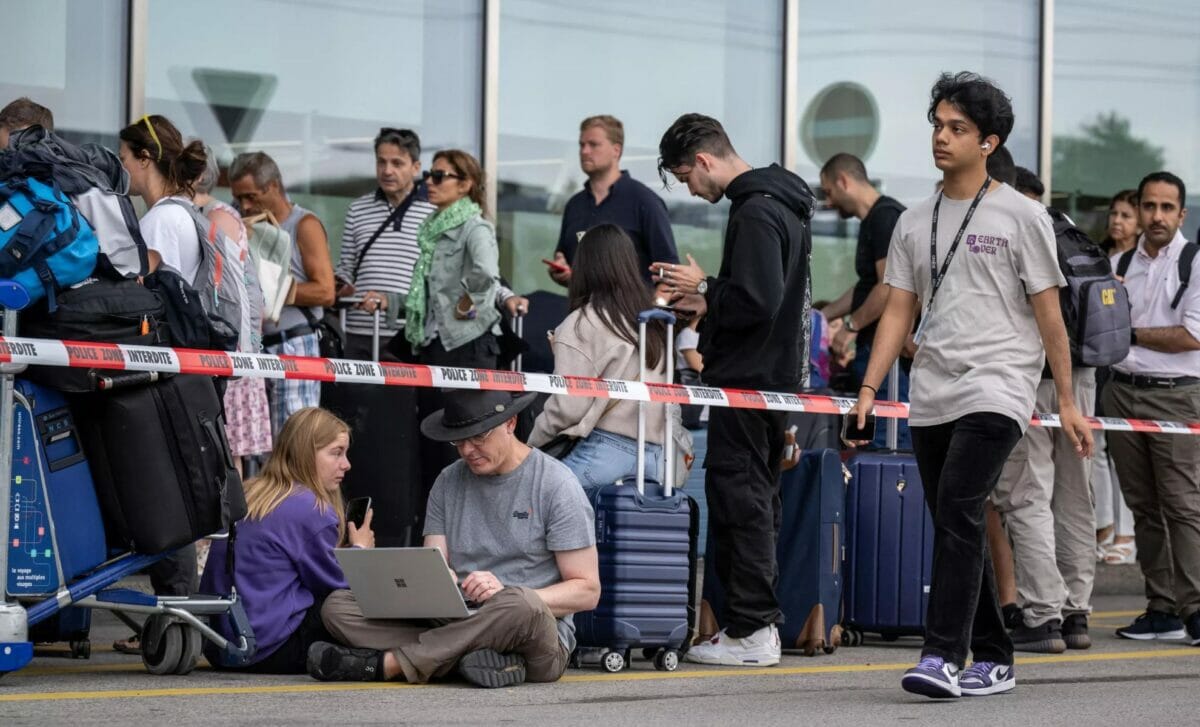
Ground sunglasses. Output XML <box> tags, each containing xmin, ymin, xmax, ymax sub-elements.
<box><xmin>423</xmin><ymin>169</ymin><xmax>463</xmax><ymax>185</ymax></box>
<box><xmin>448</xmin><ymin>426</ymin><xmax>497</xmax><ymax>448</ymax></box>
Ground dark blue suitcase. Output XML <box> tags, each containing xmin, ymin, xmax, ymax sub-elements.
<box><xmin>701</xmin><ymin>448</ymin><xmax>846</xmax><ymax>655</ymax></box>
<box><xmin>842</xmin><ymin>451</ymin><xmax>934</xmax><ymax>643</ymax></box>
<box><xmin>573</xmin><ymin>480</ymin><xmax>695</xmax><ymax>672</ymax></box>
<box><xmin>6</xmin><ymin>379</ymin><xmax>107</xmax><ymax>597</ymax></box>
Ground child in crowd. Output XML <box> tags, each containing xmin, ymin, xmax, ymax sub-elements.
<box><xmin>199</xmin><ymin>407</ymin><xmax>374</xmax><ymax>674</ymax></box>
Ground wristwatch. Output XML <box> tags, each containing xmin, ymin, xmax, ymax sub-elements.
<box><xmin>844</xmin><ymin>315</ymin><xmax>858</xmax><ymax>332</ymax></box>
<box><xmin>696</xmin><ymin>279</ymin><xmax>708</xmax><ymax>295</ymax></box>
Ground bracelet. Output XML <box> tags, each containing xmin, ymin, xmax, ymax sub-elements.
<box><xmin>859</xmin><ymin>383</ymin><xmax>878</xmax><ymax>395</ymax></box>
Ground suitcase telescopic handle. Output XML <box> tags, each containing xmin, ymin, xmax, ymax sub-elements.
<box><xmin>636</xmin><ymin>309</ymin><xmax>676</xmax><ymax>497</ymax></box>
<box><xmin>886</xmin><ymin>359</ymin><xmax>900</xmax><ymax>450</ymax></box>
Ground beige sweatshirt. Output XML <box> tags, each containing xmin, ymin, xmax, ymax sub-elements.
<box><xmin>528</xmin><ymin>305</ymin><xmax>667</xmax><ymax>447</ymax></box>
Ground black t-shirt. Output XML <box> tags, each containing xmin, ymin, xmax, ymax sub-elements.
<box><xmin>851</xmin><ymin>195</ymin><xmax>905</xmax><ymax>345</ymax></box>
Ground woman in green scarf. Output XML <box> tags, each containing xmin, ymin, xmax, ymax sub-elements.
<box><xmin>401</xmin><ymin>149</ymin><xmax>502</xmax><ymax>369</ymax></box>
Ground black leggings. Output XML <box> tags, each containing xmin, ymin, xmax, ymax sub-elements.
<box><xmin>208</xmin><ymin>600</ymin><xmax>332</xmax><ymax>674</ymax></box>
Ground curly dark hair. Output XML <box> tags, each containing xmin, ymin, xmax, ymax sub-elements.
<box><xmin>927</xmin><ymin>71</ymin><xmax>1014</xmax><ymax>146</ymax></box>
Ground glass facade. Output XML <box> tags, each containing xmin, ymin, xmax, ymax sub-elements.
<box><xmin>144</xmin><ymin>0</ymin><xmax>482</xmax><ymax>256</ymax></box>
<box><xmin>497</xmin><ymin>0</ymin><xmax>783</xmax><ymax>295</ymax></box>
<box><xmin>1052</xmin><ymin>0</ymin><xmax>1200</xmax><ymax>236</ymax></box>
<box><xmin>795</xmin><ymin>0</ymin><xmax>1042</xmax><ymax>302</ymax></box>
<box><xmin>3</xmin><ymin>2</ymin><xmax>1186</xmax><ymax>291</ymax></box>
<box><xmin>0</xmin><ymin>0</ymin><xmax>126</xmax><ymax>147</ymax></box>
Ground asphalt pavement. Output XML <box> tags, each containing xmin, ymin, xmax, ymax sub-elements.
<box><xmin>1</xmin><ymin>591</ymin><xmax>1197</xmax><ymax>726</ymax></box>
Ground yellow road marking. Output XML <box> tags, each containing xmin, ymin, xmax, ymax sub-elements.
<box><xmin>2</xmin><ymin>648</ymin><xmax>1197</xmax><ymax>703</ymax></box>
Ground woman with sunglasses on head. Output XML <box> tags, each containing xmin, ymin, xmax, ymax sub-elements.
<box><xmin>201</xmin><ymin>407</ymin><xmax>374</xmax><ymax>674</ymax></box>
<box><xmin>527</xmin><ymin>224</ymin><xmax>670</xmax><ymax>488</ymax></box>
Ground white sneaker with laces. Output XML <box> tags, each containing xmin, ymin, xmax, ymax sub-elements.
<box><xmin>685</xmin><ymin>625</ymin><xmax>781</xmax><ymax>666</ymax></box>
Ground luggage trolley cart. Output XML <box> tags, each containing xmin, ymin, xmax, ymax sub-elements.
<box><xmin>0</xmin><ymin>301</ymin><xmax>256</xmax><ymax>677</ymax></box>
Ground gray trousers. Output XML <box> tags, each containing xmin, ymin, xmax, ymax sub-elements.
<box><xmin>321</xmin><ymin>586</ymin><xmax>569</xmax><ymax>683</ymax></box>
<box><xmin>993</xmin><ymin>370</ymin><xmax>1097</xmax><ymax>626</ymax></box>
<box><xmin>1103</xmin><ymin>380</ymin><xmax>1200</xmax><ymax>620</ymax></box>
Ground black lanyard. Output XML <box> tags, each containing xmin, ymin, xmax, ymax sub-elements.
<box><xmin>928</xmin><ymin>176</ymin><xmax>992</xmax><ymax>307</ymax></box>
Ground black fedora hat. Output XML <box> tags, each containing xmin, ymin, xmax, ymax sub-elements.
<box><xmin>420</xmin><ymin>390</ymin><xmax>538</xmax><ymax>442</ymax></box>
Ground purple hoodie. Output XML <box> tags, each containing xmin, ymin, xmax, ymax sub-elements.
<box><xmin>200</xmin><ymin>486</ymin><xmax>348</xmax><ymax>664</ymax></box>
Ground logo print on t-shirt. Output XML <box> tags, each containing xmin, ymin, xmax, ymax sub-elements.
<box><xmin>512</xmin><ymin>508</ymin><xmax>532</xmax><ymax>520</ymax></box>
<box><xmin>966</xmin><ymin>234</ymin><xmax>1009</xmax><ymax>256</ymax></box>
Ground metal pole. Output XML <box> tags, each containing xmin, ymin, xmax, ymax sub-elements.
<box><xmin>0</xmin><ymin>310</ymin><xmax>25</xmax><ymax>631</ymax></box>
<box><xmin>886</xmin><ymin>359</ymin><xmax>900</xmax><ymax>450</ymax></box>
<box><xmin>663</xmin><ymin>319</ymin><xmax>675</xmax><ymax>496</ymax></box>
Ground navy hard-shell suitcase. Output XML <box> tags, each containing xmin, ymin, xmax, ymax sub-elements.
<box><xmin>700</xmin><ymin>448</ymin><xmax>846</xmax><ymax>655</ymax></box>
<box><xmin>842</xmin><ymin>451</ymin><xmax>933</xmax><ymax>643</ymax></box>
<box><xmin>571</xmin><ymin>309</ymin><xmax>697</xmax><ymax>673</ymax></box>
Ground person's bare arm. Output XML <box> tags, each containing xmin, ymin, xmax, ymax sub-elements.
<box><xmin>533</xmin><ymin>546</ymin><xmax>600</xmax><ymax>618</ymax></box>
<box><xmin>820</xmin><ymin>285</ymin><xmax>855</xmax><ymax>321</ymax></box>
<box><xmin>682</xmin><ymin>349</ymin><xmax>704</xmax><ymax>371</ymax></box>
<box><xmin>848</xmin><ymin>259</ymin><xmax>890</xmax><ymax>330</ymax></box>
<box><xmin>1132</xmin><ymin>326</ymin><xmax>1200</xmax><ymax>353</ymax></box>
<box><xmin>291</xmin><ymin>215</ymin><xmax>336</xmax><ymax>307</ymax></box>
<box><xmin>1029</xmin><ymin>287</ymin><xmax>1093</xmax><ymax>457</ymax></box>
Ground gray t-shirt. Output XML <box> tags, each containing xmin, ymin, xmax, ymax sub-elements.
<box><xmin>884</xmin><ymin>183</ymin><xmax>1065</xmax><ymax>431</ymax></box>
<box><xmin>423</xmin><ymin>448</ymin><xmax>596</xmax><ymax>650</ymax></box>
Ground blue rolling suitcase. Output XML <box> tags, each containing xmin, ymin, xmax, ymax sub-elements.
<box><xmin>5</xmin><ymin>379</ymin><xmax>107</xmax><ymax>657</ymax></box>
<box><xmin>700</xmin><ymin>448</ymin><xmax>847</xmax><ymax>655</ymax></box>
<box><xmin>841</xmin><ymin>392</ymin><xmax>934</xmax><ymax>644</ymax></box>
<box><xmin>572</xmin><ymin>310</ymin><xmax>696</xmax><ymax>673</ymax></box>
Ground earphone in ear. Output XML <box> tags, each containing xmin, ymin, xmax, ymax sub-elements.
<box><xmin>981</xmin><ymin>142</ymin><xmax>991</xmax><ymax>150</ymax></box>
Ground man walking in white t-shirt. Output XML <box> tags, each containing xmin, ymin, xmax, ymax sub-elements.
<box><xmin>849</xmin><ymin>71</ymin><xmax>1093</xmax><ymax>699</ymax></box>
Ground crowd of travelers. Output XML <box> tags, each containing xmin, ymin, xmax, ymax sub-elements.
<box><xmin>1</xmin><ymin>63</ymin><xmax>1196</xmax><ymax>697</ymax></box>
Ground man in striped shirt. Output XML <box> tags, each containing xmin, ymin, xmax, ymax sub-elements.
<box><xmin>336</xmin><ymin>128</ymin><xmax>437</xmax><ymax>360</ymax></box>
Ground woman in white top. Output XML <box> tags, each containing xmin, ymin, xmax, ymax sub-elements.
<box><xmin>117</xmin><ymin>114</ymin><xmax>206</xmax><ymax>280</ymax></box>
<box><xmin>529</xmin><ymin>224</ymin><xmax>668</xmax><ymax>488</ymax></box>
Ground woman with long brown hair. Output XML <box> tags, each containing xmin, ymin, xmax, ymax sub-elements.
<box><xmin>200</xmin><ymin>407</ymin><xmax>373</xmax><ymax>673</ymax></box>
<box><xmin>529</xmin><ymin>223</ymin><xmax>669</xmax><ymax>487</ymax></box>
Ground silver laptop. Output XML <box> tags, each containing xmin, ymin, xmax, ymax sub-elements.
<box><xmin>334</xmin><ymin>547</ymin><xmax>474</xmax><ymax>619</ymax></box>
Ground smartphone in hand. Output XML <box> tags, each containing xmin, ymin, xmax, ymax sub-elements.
<box><xmin>345</xmin><ymin>496</ymin><xmax>372</xmax><ymax>529</ymax></box>
<box><xmin>541</xmin><ymin>258</ymin><xmax>569</xmax><ymax>273</ymax></box>
<box><xmin>841</xmin><ymin>412</ymin><xmax>877</xmax><ymax>445</ymax></box>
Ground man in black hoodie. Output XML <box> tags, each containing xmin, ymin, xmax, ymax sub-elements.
<box><xmin>653</xmin><ymin>113</ymin><xmax>813</xmax><ymax>667</ymax></box>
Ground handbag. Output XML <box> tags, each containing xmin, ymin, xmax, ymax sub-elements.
<box><xmin>243</xmin><ymin>210</ymin><xmax>294</xmax><ymax>324</ymax></box>
<box><xmin>539</xmin><ymin>433</ymin><xmax>580</xmax><ymax>460</ymax></box>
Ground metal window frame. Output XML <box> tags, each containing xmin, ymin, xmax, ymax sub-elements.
<box><xmin>1038</xmin><ymin>0</ymin><xmax>1054</xmax><ymax>201</ymax></box>
<box><xmin>483</xmin><ymin>0</ymin><xmax>500</xmax><ymax>217</ymax></box>
<box><xmin>782</xmin><ymin>0</ymin><xmax>799</xmax><ymax>170</ymax></box>
<box><xmin>125</xmin><ymin>0</ymin><xmax>148</xmax><ymax>124</ymax></box>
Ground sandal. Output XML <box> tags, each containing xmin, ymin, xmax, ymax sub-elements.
<box><xmin>112</xmin><ymin>634</ymin><xmax>141</xmax><ymax>655</ymax></box>
<box><xmin>1103</xmin><ymin>540</ymin><xmax>1137</xmax><ymax>565</ymax></box>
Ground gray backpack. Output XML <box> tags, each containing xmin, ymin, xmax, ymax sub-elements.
<box><xmin>1048</xmin><ymin>208</ymin><xmax>1131</xmax><ymax>367</ymax></box>
<box><xmin>160</xmin><ymin>198</ymin><xmax>245</xmax><ymax>352</ymax></box>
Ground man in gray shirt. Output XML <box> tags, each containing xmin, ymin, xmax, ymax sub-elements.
<box><xmin>309</xmin><ymin>390</ymin><xmax>599</xmax><ymax>688</ymax></box>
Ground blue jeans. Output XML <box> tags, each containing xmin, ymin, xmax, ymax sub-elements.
<box><xmin>560</xmin><ymin>429</ymin><xmax>663</xmax><ymax>489</ymax></box>
<box><xmin>852</xmin><ymin>340</ymin><xmax>912</xmax><ymax>451</ymax></box>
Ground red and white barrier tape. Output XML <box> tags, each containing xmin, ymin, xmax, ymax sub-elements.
<box><xmin>0</xmin><ymin>336</ymin><xmax>1196</xmax><ymax>435</ymax></box>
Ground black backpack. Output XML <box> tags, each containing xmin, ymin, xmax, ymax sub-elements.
<box><xmin>1048</xmin><ymin>208</ymin><xmax>1132</xmax><ymax>367</ymax></box>
<box><xmin>1115</xmin><ymin>241</ymin><xmax>1200</xmax><ymax>310</ymax></box>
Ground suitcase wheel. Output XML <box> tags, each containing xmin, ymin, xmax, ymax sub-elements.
<box><xmin>842</xmin><ymin>627</ymin><xmax>863</xmax><ymax>647</ymax></box>
<box><xmin>653</xmin><ymin>649</ymin><xmax>680</xmax><ymax>672</ymax></box>
<box><xmin>69</xmin><ymin>639</ymin><xmax>91</xmax><ymax>660</ymax></box>
<box><xmin>601</xmin><ymin>649</ymin><xmax>627</xmax><ymax>673</ymax></box>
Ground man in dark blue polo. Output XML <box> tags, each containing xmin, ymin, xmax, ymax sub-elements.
<box><xmin>548</xmin><ymin>115</ymin><xmax>678</xmax><ymax>286</ymax></box>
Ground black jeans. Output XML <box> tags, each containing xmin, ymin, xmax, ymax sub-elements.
<box><xmin>910</xmin><ymin>412</ymin><xmax>1022</xmax><ymax>667</ymax></box>
<box><xmin>207</xmin><ymin>600</ymin><xmax>333</xmax><ymax>674</ymax></box>
<box><xmin>706</xmin><ymin>406</ymin><xmax>788</xmax><ymax>638</ymax></box>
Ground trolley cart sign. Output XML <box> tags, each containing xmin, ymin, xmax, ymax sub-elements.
<box><xmin>6</xmin><ymin>404</ymin><xmax>56</xmax><ymax>596</ymax></box>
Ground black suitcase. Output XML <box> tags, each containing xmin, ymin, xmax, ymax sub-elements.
<box><xmin>73</xmin><ymin>374</ymin><xmax>247</xmax><ymax>553</ymax></box>
<box><xmin>322</xmin><ymin>303</ymin><xmax>424</xmax><ymax>546</ymax></box>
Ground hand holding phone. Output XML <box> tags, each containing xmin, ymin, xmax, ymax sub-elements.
<box><xmin>346</xmin><ymin>496</ymin><xmax>372</xmax><ymax>529</ymax></box>
<box><xmin>541</xmin><ymin>258</ymin><xmax>569</xmax><ymax>273</ymax></box>
<box><xmin>842</xmin><ymin>412</ymin><xmax>877</xmax><ymax>446</ymax></box>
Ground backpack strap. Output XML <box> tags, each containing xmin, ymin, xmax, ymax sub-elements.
<box><xmin>1116</xmin><ymin>248</ymin><xmax>1135</xmax><ymax>278</ymax></box>
<box><xmin>117</xmin><ymin>194</ymin><xmax>150</xmax><ymax>277</ymax></box>
<box><xmin>1171</xmin><ymin>242</ymin><xmax>1200</xmax><ymax>310</ymax></box>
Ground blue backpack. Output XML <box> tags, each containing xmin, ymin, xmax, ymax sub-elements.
<box><xmin>0</xmin><ymin>177</ymin><xmax>99</xmax><ymax>311</ymax></box>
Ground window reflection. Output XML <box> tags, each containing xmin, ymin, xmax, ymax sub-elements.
<box><xmin>497</xmin><ymin>0</ymin><xmax>783</xmax><ymax>295</ymax></box>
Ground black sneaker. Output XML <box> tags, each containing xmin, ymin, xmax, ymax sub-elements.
<box><xmin>1186</xmin><ymin>612</ymin><xmax>1200</xmax><ymax>646</ymax></box>
<box><xmin>1011</xmin><ymin>619</ymin><xmax>1067</xmax><ymax>653</ymax></box>
<box><xmin>1062</xmin><ymin>614</ymin><xmax>1091</xmax><ymax>650</ymax></box>
<box><xmin>457</xmin><ymin>649</ymin><xmax>527</xmax><ymax>688</ymax></box>
<box><xmin>1002</xmin><ymin>603</ymin><xmax>1023</xmax><ymax>631</ymax></box>
<box><xmin>1116</xmin><ymin>610</ymin><xmax>1186</xmax><ymax>641</ymax></box>
<box><xmin>307</xmin><ymin>641</ymin><xmax>386</xmax><ymax>681</ymax></box>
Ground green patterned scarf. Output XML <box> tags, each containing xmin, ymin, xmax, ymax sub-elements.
<box><xmin>404</xmin><ymin>196</ymin><xmax>481</xmax><ymax>349</ymax></box>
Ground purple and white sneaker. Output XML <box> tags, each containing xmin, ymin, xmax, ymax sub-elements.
<box><xmin>900</xmin><ymin>655</ymin><xmax>961</xmax><ymax>698</ymax></box>
<box><xmin>960</xmin><ymin>661</ymin><xmax>1016</xmax><ymax>696</ymax></box>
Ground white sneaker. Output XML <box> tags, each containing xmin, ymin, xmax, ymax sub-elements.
<box><xmin>684</xmin><ymin>625</ymin><xmax>781</xmax><ymax>666</ymax></box>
